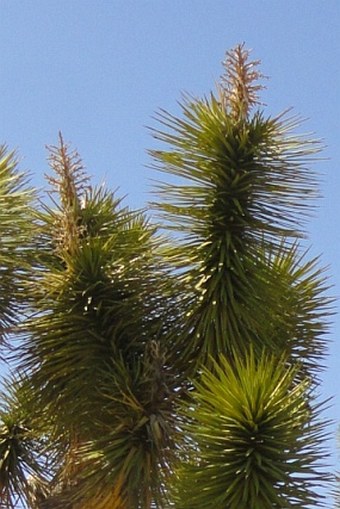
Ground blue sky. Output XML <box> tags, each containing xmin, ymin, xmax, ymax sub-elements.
<box><xmin>1</xmin><ymin>0</ymin><xmax>340</xmax><ymax>503</ymax></box>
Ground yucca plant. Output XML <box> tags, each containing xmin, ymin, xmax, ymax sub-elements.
<box><xmin>0</xmin><ymin>44</ymin><xmax>334</xmax><ymax>508</ymax></box>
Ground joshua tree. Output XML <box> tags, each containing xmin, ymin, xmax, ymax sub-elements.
<box><xmin>0</xmin><ymin>44</ymin><xmax>333</xmax><ymax>508</ymax></box>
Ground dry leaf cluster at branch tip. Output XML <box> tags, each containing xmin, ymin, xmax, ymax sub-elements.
<box><xmin>219</xmin><ymin>43</ymin><xmax>266</xmax><ymax>120</ymax></box>
<box><xmin>45</xmin><ymin>132</ymin><xmax>91</xmax><ymax>254</ymax></box>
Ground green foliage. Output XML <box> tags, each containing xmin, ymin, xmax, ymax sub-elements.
<box><xmin>0</xmin><ymin>378</ymin><xmax>50</xmax><ymax>508</ymax></box>
<box><xmin>0</xmin><ymin>45</ymin><xmax>334</xmax><ymax>508</ymax></box>
<box><xmin>0</xmin><ymin>147</ymin><xmax>35</xmax><ymax>346</ymax></box>
<box><xmin>149</xmin><ymin>91</ymin><xmax>328</xmax><ymax>374</ymax></box>
<box><xmin>172</xmin><ymin>351</ymin><xmax>330</xmax><ymax>509</ymax></box>
<box><xmin>13</xmin><ymin>137</ymin><xmax>180</xmax><ymax>508</ymax></box>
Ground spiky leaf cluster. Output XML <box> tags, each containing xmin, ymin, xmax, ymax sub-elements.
<box><xmin>0</xmin><ymin>147</ymin><xmax>35</xmax><ymax>346</ymax></box>
<box><xmin>172</xmin><ymin>352</ymin><xmax>330</xmax><ymax>509</ymax></box>
<box><xmin>149</xmin><ymin>49</ymin><xmax>328</xmax><ymax>374</ymax></box>
<box><xmin>0</xmin><ymin>378</ymin><xmax>51</xmax><ymax>509</ymax></box>
<box><xmin>15</xmin><ymin>140</ymin><xmax>180</xmax><ymax>508</ymax></box>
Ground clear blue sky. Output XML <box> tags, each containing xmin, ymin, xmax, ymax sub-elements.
<box><xmin>1</xmin><ymin>0</ymin><xmax>340</xmax><ymax>504</ymax></box>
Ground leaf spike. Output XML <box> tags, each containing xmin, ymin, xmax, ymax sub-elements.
<box><xmin>219</xmin><ymin>42</ymin><xmax>266</xmax><ymax>120</ymax></box>
<box><xmin>45</xmin><ymin>133</ymin><xmax>91</xmax><ymax>254</ymax></box>
<box><xmin>46</xmin><ymin>132</ymin><xmax>90</xmax><ymax>210</ymax></box>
